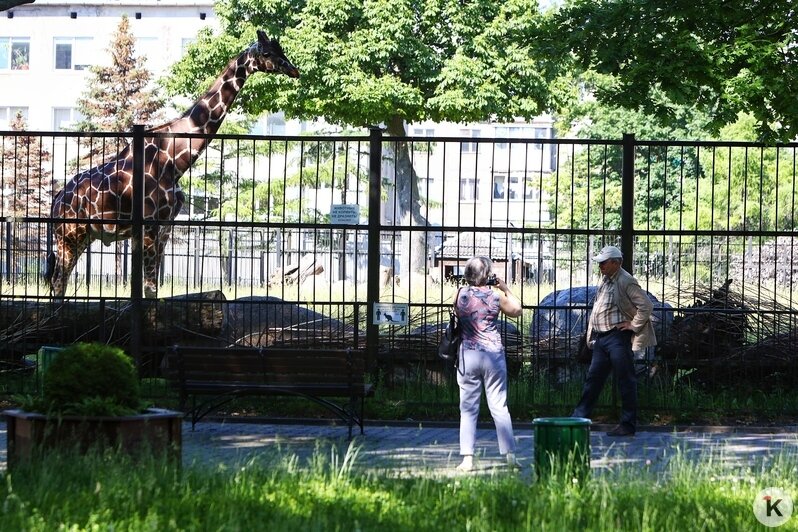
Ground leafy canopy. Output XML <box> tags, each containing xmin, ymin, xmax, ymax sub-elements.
<box><xmin>163</xmin><ymin>0</ymin><xmax>559</xmax><ymax>133</ymax></box>
<box><xmin>550</xmin><ymin>0</ymin><xmax>798</xmax><ymax>141</ymax></box>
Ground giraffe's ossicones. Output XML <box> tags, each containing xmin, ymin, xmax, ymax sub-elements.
<box><xmin>45</xmin><ymin>30</ymin><xmax>299</xmax><ymax>298</ymax></box>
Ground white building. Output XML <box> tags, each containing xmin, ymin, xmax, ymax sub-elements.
<box><xmin>0</xmin><ymin>0</ymin><xmax>220</xmax><ymax>131</ymax></box>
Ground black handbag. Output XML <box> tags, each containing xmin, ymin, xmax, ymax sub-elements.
<box><xmin>438</xmin><ymin>288</ymin><xmax>463</xmax><ymax>366</ymax></box>
<box><xmin>438</xmin><ymin>311</ymin><xmax>462</xmax><ymax>365</ymax></box>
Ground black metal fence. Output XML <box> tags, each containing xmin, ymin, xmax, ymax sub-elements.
<box><xmin>1</xmin><ymin>127</ymin><xmax>797</xmax><ymax>415</ymax></box>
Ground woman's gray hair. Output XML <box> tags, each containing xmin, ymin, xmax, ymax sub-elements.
<box><xmin>464</xmin><ymin>256</ymin><xmax>492</xmax><ymax>286</ymax></box>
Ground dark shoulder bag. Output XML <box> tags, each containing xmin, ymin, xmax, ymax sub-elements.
<box><xmin>438</xmin><ymin>287</ymin><xmax>463</xmax><ymax>366</ymax></box>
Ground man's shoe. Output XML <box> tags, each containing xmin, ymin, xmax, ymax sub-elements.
<box><xmin>606</xmin><ymin>425</ymin><xmax>635</xmax><ymax>437</ymax></box>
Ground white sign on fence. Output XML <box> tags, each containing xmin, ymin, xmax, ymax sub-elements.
<box><xmin>373</xmin><ymin>303</ymin><xmax>409</xmax><ymax>326</ymax></box>
<box><xmin>330</xmin><ymin>204</ymin><xmax>360</xmax><ymax>225</ymax></box>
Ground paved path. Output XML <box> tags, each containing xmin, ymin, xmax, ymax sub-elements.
<box><xmin>2</xmin><ymin>420</ymin><xmax>796</xmax><ymax>477</ymax></box>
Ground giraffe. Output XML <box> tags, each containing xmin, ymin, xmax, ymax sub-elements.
<box><xmin>44</xmin><ymin>30</ymin><xmax>299</xmax><ymax>298</ymax></box>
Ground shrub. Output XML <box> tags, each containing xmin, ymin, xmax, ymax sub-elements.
<box><xmin>31</xmin><ymin>342</ymin><xmax>144</xmax><ymax>416</ymax></box>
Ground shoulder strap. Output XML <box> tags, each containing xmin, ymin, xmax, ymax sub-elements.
<box><xmin>452</xmin><ymin>286</ymin><xmax>463</xmax><ymax>316</ymax></box>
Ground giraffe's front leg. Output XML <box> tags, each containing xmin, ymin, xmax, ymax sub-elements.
<box><xmin>142</xmin><ymin>226</ymin><xmax>175</xmax><ymax>298</ymax></box>
<box><xmin>142</xmin><ymin>229</ymin><xmax>161</xmax><ymax>298</ymax></box>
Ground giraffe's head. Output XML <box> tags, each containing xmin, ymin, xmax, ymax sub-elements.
<box><xmin>250</xmin><ymin>30</ymin><xmax>300</xmax><ymax>78</ymax></box>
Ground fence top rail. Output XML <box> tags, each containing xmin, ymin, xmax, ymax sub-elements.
<box><xmin>0</xmin><ymin>129</ymin><xmax>372</xmax><ymax>143</ymax></box>
<box><xmin>2</xmin><ymin>129</ymin><xmax>797</xmax><ymax>149</ymax></box>
<box><xmin>633</xmin><ymin>139</ymin><xmax>798</xmax><ymax>149</ymax></box>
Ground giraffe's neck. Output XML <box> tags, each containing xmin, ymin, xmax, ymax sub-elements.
<box><xmin>180</xmin><ymin>51</ymin><xmax>255</xmax><ymax>136</ymax></box>
<box><xmin>148</xmin><ymin>50</ymin><xmax>256</xmax><ymax>177</ymax></box>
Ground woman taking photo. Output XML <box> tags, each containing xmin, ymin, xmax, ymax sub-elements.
<box><xmin>454</xmin><ymin>256</ymin><xmax>523</xmax><ymax>471</ymax></box>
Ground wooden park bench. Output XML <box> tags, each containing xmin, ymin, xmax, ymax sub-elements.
<box><xmin>164</xmin><ymin>345</ymin><xmax>374</xmax><ymax>439</ymax></box>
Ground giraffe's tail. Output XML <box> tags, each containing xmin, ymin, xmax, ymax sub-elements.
<box><xmin>43</xmin><ymin>251</ymin><xmax>55</xmax><ymax>283</ymax></box>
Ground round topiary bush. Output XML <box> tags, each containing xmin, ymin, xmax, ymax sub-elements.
<box><xmin>40</xmin><ymin>342</ymin><xmax>143</xmax><ymax>416</ymax></box>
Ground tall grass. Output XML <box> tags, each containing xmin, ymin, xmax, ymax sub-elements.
<box><xmin>3</xmin><ymin>443</ymin><xmax>796</xmax><ymax>531</ymax></box>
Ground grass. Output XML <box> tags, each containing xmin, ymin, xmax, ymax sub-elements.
<box><xmin>2</xmin><ymin>442</ymin><xmax>796</xmax><ymax>531</ymax></box>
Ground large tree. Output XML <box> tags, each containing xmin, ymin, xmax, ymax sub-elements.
<box><xmin>549</xmin><ymin>0</ymin><xmax>798</xmax><ymax>142</ymax></box>
<box><xmin>164</xmin><ymin>0</ymin><xmax>560</xmax><ymax>278</ymax></box>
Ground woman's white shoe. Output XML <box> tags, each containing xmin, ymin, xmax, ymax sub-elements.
<box><xmin>456</xmin><ymin>455</ymin><xmax>474</xmax><ymax>471</ymax></box>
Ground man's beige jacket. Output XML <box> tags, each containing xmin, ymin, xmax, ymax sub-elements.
<box><xmin>587</xmin><ymin>267</ymin><xmax>657</xmax><ymax>351</ymax></box>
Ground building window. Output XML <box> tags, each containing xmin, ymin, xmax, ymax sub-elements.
<box><xmin>459</xmin><ymin>176</ymin><xmax>479</xmax><ymax>201</ymax></box>
<box><xmin>460</xmin><ymin>129</ymin><xmax>480</xmax><ymax>153</ymax></box>
<box><xmin>493</xmin><ymin>174</ymin><xmax>506</xmax><ymax>199</ymax></box>
<box><xmin>0</xmin><ymin>37</ymin><xmax>30</xmax><ymax>70</ymax></box>
<box><xmin>495</xmin><ymin>126</ymin><xmax>527</xmax><ymax>150</ymax></box>
<box><xmin>493</xmin><ymin>174</ymin><xmax>521</xmax><ymax>200</ymax></box>
<box><xmin>54</xmin><ymin>37</ymin><xmax>94</xmax><ymax>70</ymax></box>
<box><xmin>53</xmin><ymin>107</ymin><xmax>84</xmax><ymax>130</ymax></box>
<box><xmin>0</xmin><ymin>107</ymin><xmax>28</xmax><ymax>128</ymax></box>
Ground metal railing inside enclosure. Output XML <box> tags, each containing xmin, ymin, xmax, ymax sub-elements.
<box><xmin>1</xmin><ymin>126</ymin><xmax>797</xmax><ymax>417</ymax></box>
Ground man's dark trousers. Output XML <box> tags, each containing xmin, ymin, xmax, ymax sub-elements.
<box><xmin>572</xmin><ymin>329</ymin><xmax>637</xmax><ymax>430</ymax></box>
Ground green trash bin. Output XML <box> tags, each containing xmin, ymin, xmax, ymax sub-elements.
<box><xmin>37</xmin><ymin>345</ymin><xmax>64</xmax><ymax>375</ymax></box>
<box><xmin>533</xmin><ymin>417</ymin><xmax>591</xmax><ymax>479</ymax></box>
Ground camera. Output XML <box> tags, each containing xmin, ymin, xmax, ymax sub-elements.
<box><xmin>486</xmin><ymin>274</ymin><xmax>498</xmax><ymax>286</ymax></box>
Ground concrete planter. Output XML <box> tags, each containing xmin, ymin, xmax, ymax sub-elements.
<box><xmin>4</xmin><ymin>408</ymin><xmax>182</xmax><ymax>469</ymax></box>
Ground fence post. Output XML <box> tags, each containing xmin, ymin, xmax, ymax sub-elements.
<box><xmin>621</xmin><ymin>133</ymin><xmax>635</xmax><ymax>271</ymax></box>
<box><xmin>366</xmin><ymin>127</ymin><xmax>382</xmax><ymax>368</ymax></box>
<box><xmin>4</xmin><ymin>221</ymin><xmax>11</xmax><ymax>283</ymax></box>
<box><xmin>130</xmin><ymin>124</ymin><xmax>145</xmax><ymax>369</ymax></box>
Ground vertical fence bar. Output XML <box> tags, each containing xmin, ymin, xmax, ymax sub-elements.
<box><xmin>621</xmin><ymin>133</ymin><xmax>635</xmax><ymax>270</ymax></box>
<box><xmin>130</xmin><ymin>125</ymin><xmax>145</xmax><ymax>368</ymax></box>
<box><xmin>367</xmin><ymin>127</ymin><xmax>382</xmax><ymax>369</ymax></box>
<box><xmin>4</xmin><ymin>221</ymin><xmax>11</xmax><ymax>283</ymax></box>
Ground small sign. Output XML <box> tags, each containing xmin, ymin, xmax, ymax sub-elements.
<box><xmin>373</xmin><ymin>303</ymin><xmax>409</xmax><ymax>326</ymax></box>
<box><xmin>330</xmin><ymin>204</ymin><xmax>360</xmax><ymax>225</ymax></box>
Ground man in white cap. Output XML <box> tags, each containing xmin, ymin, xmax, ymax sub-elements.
<box><xmin>571</xmin><ymin>245</ymin><xmax>656</xmax><ymax>436</ymax></box>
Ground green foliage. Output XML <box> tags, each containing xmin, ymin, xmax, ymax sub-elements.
<box><xmin>35</xmin><ymin>342</ymin><xmax>144</xmax><ymax>416</ymax></box>
<box><xmin>165</xmin><ymin>0</ymin><xmax>556</xmax><ymax>129</ymax></box>
<box><xmin>547</xmin><ymin>101</ymin><xmax>711</xmax><ymax>232</ymax></box>
<box><xmin>550</xmin><ymin>0</ymin><xmax>798</xmax><ymax>141</ymax></box>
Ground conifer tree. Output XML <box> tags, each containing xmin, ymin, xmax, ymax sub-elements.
<box><xmin>75</xmin><ymin>14</ymin><xmax>164</xmax><ymax>163</ymax></box>
<box><xmin>2</xmin><ymin>111</ymin><xmax>52</xmax><ymax>252</ymax></box>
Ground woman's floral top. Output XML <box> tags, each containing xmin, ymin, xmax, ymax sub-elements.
<box><xmin>455</xmin><ymin>285</ymin><xmax>503</xmax><ymax>353</ymax></box>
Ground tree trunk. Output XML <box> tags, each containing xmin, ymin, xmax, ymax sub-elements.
<box><xmin>386</xmin><ymin>116</ymin><xmax>430</xmax><ymax>279</ymax></box>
